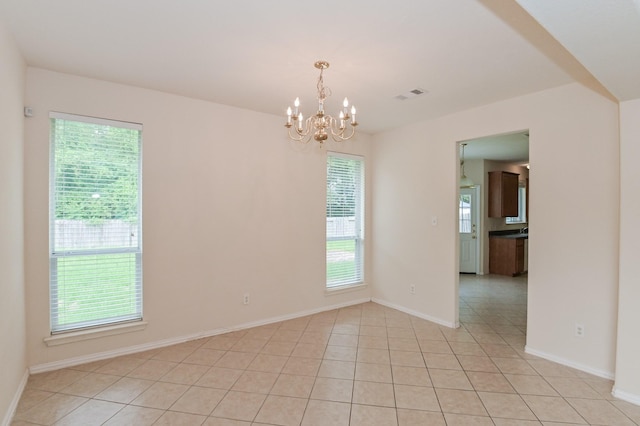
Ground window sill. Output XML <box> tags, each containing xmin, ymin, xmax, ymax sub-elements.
<box><xmin>44</xmin><ymin>321</ymin><xmax>148</xmax><ymax>347</ymax></box>
<box><xmin>325</xmin><ymin>282</ymin><xmax>367</xmax><ymax>296</ymax></box>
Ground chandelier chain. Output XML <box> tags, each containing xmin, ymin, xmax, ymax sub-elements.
<box><xmin>316</xmin><ymin>67</ymin><xmax>331</xmax><ymax>103</ymax></box>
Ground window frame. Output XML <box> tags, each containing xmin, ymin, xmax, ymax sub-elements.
<box><xmin>506</xmin><ymin>183</ymin><xmax>527</xmax><ymax>224</ymax></box>
<box><xmin>326</xmin><ymin>152</ymin><xmax>365</xmax><ymax>290</ymax></box>
<box><xmin>49</xmin><ymin>112</ymin><xmax>143</xmax><ymax>334</ymax></box>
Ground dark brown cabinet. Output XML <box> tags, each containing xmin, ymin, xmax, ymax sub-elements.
<box><xmin>488</xmin><ymin>171</ymin><xmax>519</xmax><ymax>217</ymax></box>
<box><xmin>489</xmin><ymin>237</ymin><xmax>525</xmax><ymax>276</ymax></box>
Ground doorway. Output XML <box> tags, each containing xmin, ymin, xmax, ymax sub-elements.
<box><xmin>456</xmin><ymin>130</ymin><xmax>530</xmax><ymax>338</ymax></box>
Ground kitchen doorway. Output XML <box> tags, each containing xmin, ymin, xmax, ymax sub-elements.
<box><xmin>456</xmin><ymin>130</ymin><xmax>530</xmax><ymax>338</ymax></box>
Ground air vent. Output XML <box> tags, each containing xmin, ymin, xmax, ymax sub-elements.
<box><xmin>395</xmin><ymin>88</ymin><xmax>428</xmax><ymax>101</ymax></box>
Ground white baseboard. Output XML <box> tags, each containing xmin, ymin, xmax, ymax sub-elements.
<box><xmin>612</xmin><ymin>387</ymin><xmax>640</xmax><ymax>406</ymax></box>
<box><xmin>524</xmin><ymin>345</ymin><xmax>615</xmax><ymax>380</ymax></box>
<box><xmin>2</xmin><ymin>369</ymin><xmax>28</xmax><ymax>426</ymax></box>
<box><xmin>30</xmin><ymin>297</ymin><xmax>372</xmax><ymax>374</ymax></box>
<box><xmin>371</xmin><ymin>298</ymin><xmax>458</xmax><ymax>328</ymax></box>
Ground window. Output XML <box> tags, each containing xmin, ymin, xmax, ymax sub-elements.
<box><xmin>50</xmin><ymin>112</ymin><xmax>142</xmax><ymax>333</ymax></box>
<box><xmin>326</xmin><ymin>153</ymin><xmax>364</xmax><ymax>288</ymax></box>
<box><xmin>506</xmin><ymin>184</ymin><xmax>527</xmax><ymax>224</ymax></box>
<box><xmin>459</xmin><ymin>194</ymin><xmax>472</xmax><ymax>233</ymax></box>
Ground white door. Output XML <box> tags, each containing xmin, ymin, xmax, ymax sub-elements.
<box><xmin>459</xmin><ymin>187</ymin><xmax>479</xmax><ymax>273</ymax></box>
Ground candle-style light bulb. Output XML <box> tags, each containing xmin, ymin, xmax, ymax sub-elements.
<box><xmin>298</xmin><ymin>113</ymin><xmax>303</xmax><ymax>130</ymax></box>
<box><xmin>351</xmin><ymin>105</ymin><xmax>356</xmax><ymax>124</ymax></box>
<box><xmin>343</xmin><ymin>98</ymin><xmax>349</xmax><ymax>108</ymax></box>
<box><xmin>294</xmin><ymin>97</ymin><xmax>300</xmax><ymax>117</ymax></box>
<box><xmin>339</xmin><ymin>111</ymin><xmax>346</xmax><ymax>129</ymax></box>
<box><xmin>286</xmin><ymin>107</ymin><xmax>292</xmax><ymax>125</ymax></box>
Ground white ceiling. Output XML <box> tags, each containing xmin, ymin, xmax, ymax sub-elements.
<box><xmin>463</xmin><ymin>132</ymin><xmax>529</xmax><ymax>163</ymax></box>
<box><xmin>516</xmin><ymin>0</ymin><xmax>640</xmax><ymax>101</ymax></box>
<box><xmin>1</xmin><ymin>0</ymin><xmax>638</xmax><ymax>160</ymax></box>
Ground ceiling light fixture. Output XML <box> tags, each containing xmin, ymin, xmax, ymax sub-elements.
<box><xmin>285</xmin><ymin>61</ymin><xmax>358</xmax><ymax>144</ymax></box>
<box><xmin>460</xmin><ymin>143</ymin><xmax>475</xmax><ymax>188</ymax></box>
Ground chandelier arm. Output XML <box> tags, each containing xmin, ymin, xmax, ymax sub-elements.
<box><xmin>287</xmin><ymin>116</ymin><xmax>316</xmax><ymax>142</ymax></box>
<box><xmin>287</xmin><ymin>125</ymin><xmax>311</xmax><ymax>142</ymax></box>
<box><xmin>328</xmin><ymin>119</ymin><xmax>357</xmax><ymax>142</ymax></box>
<box><xmin>295</xmin><ymin>117</ymin><xmax>312</xmax><ymax>136</ymax></box>
<box><xmin>331</xmin><ymin>127</ymin><xmax>356</xmax><ymax>142</ymax></box>
<box><xmin>324</xmin><ymin>115</ymin><xmax>356</xmax><ymax>140</ymax></box>
<box><xmin>325</xmin><ymin>116</ymin><xmax>344</xmax><ymax>136</ymax></box>
<box><xmin>286</xmin><ymin>127</ymin><xmax>306</xmax><ymax>142</ymax></box>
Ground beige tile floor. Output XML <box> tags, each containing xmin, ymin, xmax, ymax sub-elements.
<box><xmin>12</xmin><ymin>274</ymin><xmax>640</xmax><ymax>425</ymax></box>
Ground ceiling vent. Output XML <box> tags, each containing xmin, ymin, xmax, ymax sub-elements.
<box><xmin>395</xmin><ymin>88</ymin><xmax>427</xmax><ymax>101</ymax></box>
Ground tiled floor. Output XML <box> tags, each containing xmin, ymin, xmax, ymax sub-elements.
<box><xmin>12</xmin><ymin>274</ymin><xmax>640</xmax><ymax>425</ymax></box>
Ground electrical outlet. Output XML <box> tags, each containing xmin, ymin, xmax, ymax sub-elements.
<box><xmin>575</xmin><ymin>323</ymin><xmax>584</xmax><ymax>337</ymax></box>
<box><xmin>409</xmin><ymin>285</ymin><xmax>416</xmax><ymax>294</ymax></box>
<box><xmin>243</xmin><ymin>293</ymin><xmax>250</xmax><ymax>305</ymax></box>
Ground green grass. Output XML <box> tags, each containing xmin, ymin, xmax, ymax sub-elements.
<box><xmin>327</xmin><ymin>239</ymin><xmax>358</xmax><ymax>285</ymax></box>
<box><xmin>54</xmin><ymin>253</ymin><xmax>140</xmax><ymax>328</ymax></box>
<box><xmin>327</xmin><ymin>240</ymin><xmax>355</xmax><ymax>252</ymax></box>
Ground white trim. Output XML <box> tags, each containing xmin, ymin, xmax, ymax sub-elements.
<box><xmin>372</xmin><ymin>298</ymin><xmax>458</xmax><ymax>328</ymax></box>
<box><xmin>612</xmin><ymin>387</ymin><xmax>640</xmax><ymax>406</ymax></box>
<box><xmin>30</xmin><ymin>298</ymin><xmax>371</xmax><ymax>374</ymax></box>
<box><xmin>2</xmin><ymin>369</ymin><xmax>28</xmax><ymax>426</ymax></box>
<box><xmin>33</xmin><ymin>332</ymin><xmax>205</xmax><ymax>374</ymax></box>
<box><xmin>524</xmin><ymin>345</ymin><xmax>615</xmax><ymax>380</ymax></box>
<box><xmin>325</xmin><ymin>282</ymin><xmax>368</xmax><ymax>296</ymax></box>
<box><xmin>49</xmin><ymin>111</ymin><xmax>142</xmax><ymax>130</ymax></box>
<box><xmin>44</xmin><ymin>321</ymin><xmax>148</xmax><ymax>347</ymax></box>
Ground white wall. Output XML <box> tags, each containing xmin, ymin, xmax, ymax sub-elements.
<box><xmin>372</xmin><ymin>83</ymin><xmax>619</xmax><ymax>376</ymax></box>
<box><xmin>0</xmin><ymin>22</ymin><xmax>27</xmax><ymax>425</ymax></box>
<box><xmin>614</xmin><ymin>98</ymin><xmax>640</xmax><ymax>403</ymax></box>
<box><xmin>24</xmin><ymin>68</ymin><xmax>372</xmax><ymax>368</ymax></box>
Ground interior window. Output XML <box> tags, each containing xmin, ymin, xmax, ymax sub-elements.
<box><xmin>506</xmin><ymin>184</ymin><xmax>527</xmax><ymax>224</ymax></box>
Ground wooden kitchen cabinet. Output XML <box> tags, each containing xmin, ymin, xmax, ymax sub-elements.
<box><xmin>490</xmin><ymin>236</ymin><xmax>525</xmax><ymax>276</ymax></box>
<box><xmin>488</xmin><ymin>171</ymin><xmax>519</xmax><ymax>217</ymax></box>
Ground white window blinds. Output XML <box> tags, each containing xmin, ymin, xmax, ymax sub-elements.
<box><xmin>50</xmin><ymin>112</ymin><xmax>143</xmax><ymax>333</ymax></box>
<box><xmin>326</xmin><ymin>153</ymin><xmax>364</xmax><ymax>288</ymax></box>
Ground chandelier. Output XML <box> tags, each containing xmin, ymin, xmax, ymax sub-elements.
<box><xmin>285</xmin><ymin>60</ymin><xmax>358</xmax><ymax>144</ymax></box>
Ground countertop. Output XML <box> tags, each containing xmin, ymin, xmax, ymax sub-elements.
<box><xmin>489</xmin><ymin>230</ymin><xmax>528</xmax><ymax>239</ymax></box>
